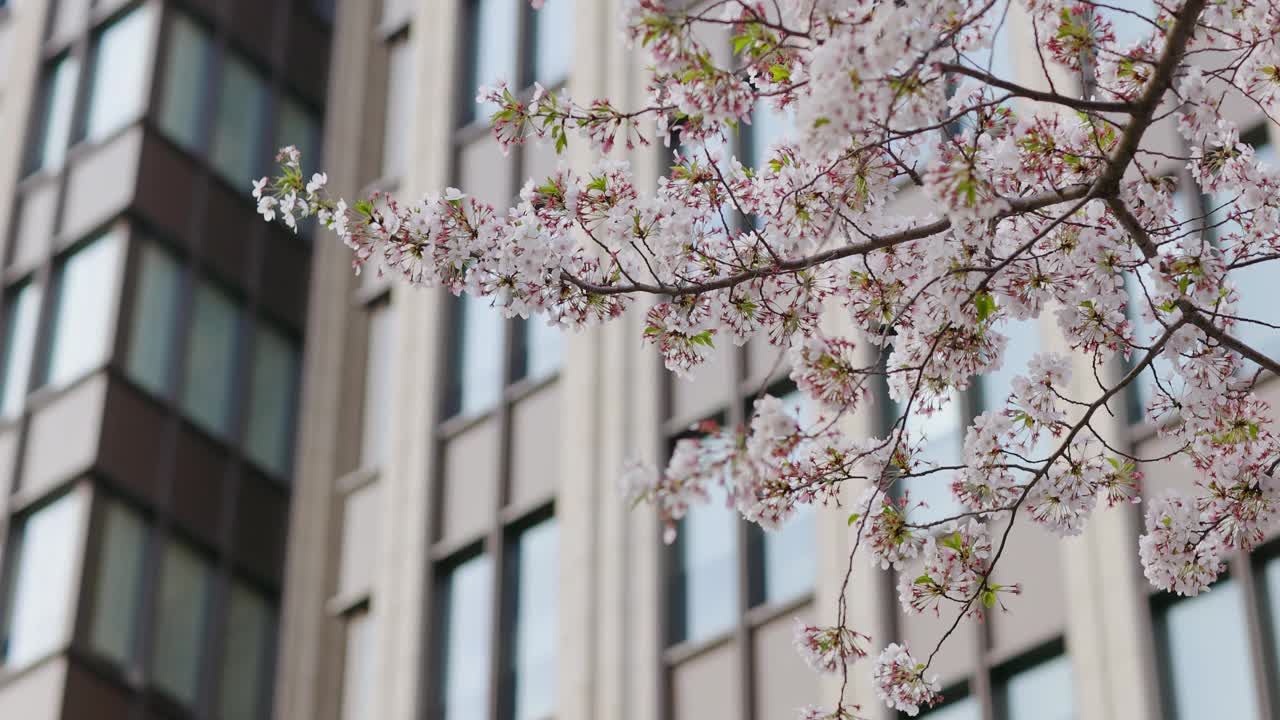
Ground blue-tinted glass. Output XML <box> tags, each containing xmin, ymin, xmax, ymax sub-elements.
<box><xmin>754</xmin><ymin>390</ymin><xmax>816</xmax><ymax>605</ymax></box>
<box><xmin>895</xmin><ymin>392</ymin><xmax>966</xmax><ymax>524</ymax></box>
<box><xmin>967</xmin><ymin>0</ymin><xmax>1014</xmax><ymax>82</ymax></box>
<box><xmin>467</xmin><ymin>0</ymin><xmax>518</xmax><ymax>122</ymax></box>
<box><xmin>921</xmin><ymin>696</ymin><xmax>980</xmax><ymax>720</ymax></box>
<box><xmin>0</xmin><ymin>282</ymin><xmax>41</xmax><ymax>418</ymax></box>
<box><xmin>749</xmin><ymin>103</ymin><xmax>792</xmax><ymax>169</ymax></box>
<box><xmin>1003</xmin><ymin>655</ymin><xmax>1074</xmax><ymax>720</ymax></box>
<box><xmin>210</xmin><ymin>54</ymin><xmax>267</xmax><ymax>187</ymax></box>
<box><xmin>88</xmin><ymin>500</ymin><xmax>145</xmax><ymax>666</ymax></box>
<box><xmin>452</xmin><ymin>294</ymin><xmax>505</xmax><ymax>416</ymax></box>
<box><xmin>158</xmin><ymin>14</ymin><xmax>211</xmax><ymax>150</ymax></box>
<box><xmin>983</xmin><ymin>316</ymin><xmax>1038</xmax><ymax>410</ymax></box>
<box><xmin>1106</xmin><ymin>0</ymin><xmax>1157</xmax><ymax>49</ymax></box>
<box><xmin>31</xmin><ymin>55</ymin><xmax>79</xmax><ymax>172</ymax></box>
<box><xmin>520</xmin><ymin>316</ymin><xmax>561</xmax><ymax>381</ymax></box>
<box><xmin>509</xmin><ymin>519</ymin><xmax>558</xmax><ymax>720</ymax></box>
<box><xmin>440</xmin><ymin>554</ymin><xmax>493</xmax><ymax>720</ymax></box>
<box><xmin>245</xmin><ymin>323</ymin><xmax>300</xmax><ymax>477</ymax></box>
<box><xmin>44</xmin><ymin>232</ymin><xmax>123</xmax><ymax>388</ymax></box>
<box><xmin>533</xmin><ymin>0</ymin><xmax>573</xmax><ymax>84</ymax></box>
<box><xmin>2</xmin><ymin>492</ymin><xmax>84</xmax><ymax>668</ymax></box>
<box><xmin>125</xmin><ymin>243</ymin><xmax>181</xmax><ymax>397</ymax></box>
<box><xmin>84</xmin><ymin>5</ymin><xmax>156</xmax><ymax>142</ymax></box>
<box><xmin>1157</xmin><ymin>579</ymin><xmax>1258</xmax><ymax>719</ymax></box>
<box><xmin>218</xmin><ymin>584</ymin><xmax>273</xmax><ymax>720</ymax></box>
<box><xmin>181</xmin><ymin>283</ymin><xmax>240</xmax><ymax>438</ymax></box>
<box><xmin>276</xmin><ymin>97</ymin><xmax>321</xmax><ymax>176</ymax></box>
<box><xmin>152</xmin><ymin>541</ymin><xmax>212</xmax><ymax>706</ymax></box>
<box><xmin>673</xmin><ymin>484</ymin><xmax>738</xmax><ymax>643</ymax></box>
<box><xmin>1224</xmin><ymin>139</ymin><xmax>1277</xmax><ymax>371</ymax></box>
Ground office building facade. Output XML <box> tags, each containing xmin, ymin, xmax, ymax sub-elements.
<box><xmin>0</xmin><ymin>0</ymin><xmax>329</xmax><ymax>718</ymax></box>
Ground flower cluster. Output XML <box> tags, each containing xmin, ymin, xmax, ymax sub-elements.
<box><xmin>251</xmin><ymin>0</ymin><xmax>1280</xmax><ymax>712</ymax></box>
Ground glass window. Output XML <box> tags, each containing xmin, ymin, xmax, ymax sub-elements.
<box><xmin>29</xmin><ymin>54</ymin><xmax>80</xmax><ymax>173</ymax></box>
<box><xmin>151</xmin><ymin>540</ymin><xmax>212</xmax><ymax>706</ymax></box>
<box><xmin>210</xmin><ymin>54</ymin><xmax>267</xmax><ymax>187</ymax></box>
<box><xmin>276</xmin><ymin>96</ymin><xmax>321</xmax><ymax>176</ymax></box>
<box><xmin>1156</xmin><ymin>579</ymin><xmax>1258</xmax><ymax>719</ymax></box>
<box><xmin>43</xmin><ymin>232</ymin><xmax>123</xmax><ymax>388</ymax></box>
<box><xmin>83</xmin><ymin>5</ymin><xmax>156</xmax><ymax>142</ymax></box>
<box><xmin>466</xmin><ymin>0</ymin><xmax>518</xmax><ymax>123</ymax></box>
<box><xmin>449</xmin><ymin>294</ymin><xmax>506</xmax><ymax>417</ymax></box>
<box><xmin>750</xmin><ymin>390</ymin><xmax>815</xmax><ymax>606</ymax></box>
<box><xmin>157</xmin><ymin>14</ymin><xmax>212</xmax><ymax>151</ymax></box>
<box><xmin>1107</xmin><ymin>0</ymin><xmax>1157</xmax><ymax>48</ymax></box>
<box><xmin>894</xmin><ymin>392</ymin><xmax>966</xmax><ymax>525</ymax></box>
<box><xmin>181</xmin><ymin>282</ymin><xmax>240</xmax><ymax>438</ymax></box>
<box><xmin>1</xmin><ymin>492</ymin><xmax>84</xmax><ymax>668</ymax></box>
<box><xmin>361</xmin><ymin>302</ymin><xmax>396</xmax><ymax>468</ymax></box>
<box><xmin>340</xmin><ymin>609</ymin><xmax>375</xmax><ymax>720</ymax></box>
<box><xmin>0</xmin><ymin>282</ymin><xmax>41</xmax><ymax>418</ymax></box>
<box><xmin>87</xmin><ymin>500</ymin><xmax>146</xmax><ymax>666</ymax></box>
<box><xmin>382</xmin><ymin>37</ymin><xmax>416</xmax><ymax>179</ymax></box>
<box><xmin>748</xmin><ymin>103</ymin><xmax>792</xmax><ymax>169</ymax></box>
<box><xmin>983</xmin><ymin>317</ymin><xmax>1039</xmax><ymax>411</ymax></box>
<box><xmin>245</xmin><ymin>323</ymin><xmax>300</xmax><ymax>477</ymax></box>
<box><xmin>217</xmin><ymin>583</ymin><xmax>273</xmax><ymax>720</ymax></box>
<box><xmin>125</xmin><ymin>242</ymin><xmax>182</xmax><ymax>397</ymax></box>
<box><xmin>671</xmin><ymin>484</ymin><xmax>738</xmax><ymax>644</ymax></box>
<box><xmin>1223</xmin><ymin>137</ymin><xmax>1277</xmax><ymax>370</ymax></box>
<box><xmin>438</xmin><ymin>553</ymin><xmax>493</xmax><ymax>720</ymax></box>
<box><xmin>532</xmin><ymin>0</ymin><xmax>573</xmax><ymax>85</ymax></box>
<box><xmin>921</xmin><ymin>696</ymin><xmax>980</xmax><ymax>720</ymax></box>
<box><xmin>516</xmin><ymin>317</ymin><xmax>561</xmax><ymax>382</ymax></box>
<box><xmin>1000</xmin><ymin>654</ymin><xmax>1074</xmax><ymax>719</ymax></box>
<box><xmin>506</xmin><ymin>518</ymin><xmax>558</xmax><ymax>720</ymax></box>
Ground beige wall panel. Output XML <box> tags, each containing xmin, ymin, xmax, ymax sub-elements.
<box><xmin>524</xmin><ymin>136</ymin><xmax>559</xmax><ymax>189</ymax></box>
<box><xmin>0</xmin><ymin>656</ymin><xmax>67</xmax><ymax>720</ymax></box>
<box><xmin>9</xmin><ymin>183</ymin><xmax>58</xmax><ymax>272</ymax></box>
<box><xmin>510</xmin><ymin>384</ymin><xmax>560</xmax><ymax>509</ymax></box>
<box><xmin>670</xmin><ymin>341</ymin><xmax>735</xmax><ymax>425</ymax></box>
<box><xmin>440</xmin><ymin>416</ymin><xmax>501</xmax><ymax>544</ymax></box>
<box><xmin>458</xmin><ymin>135</ymin><xmax>515</xmax><ymax>209</ymax></box>
<box><xmin>47</xmin><ymin>0</ymin><xmax>90</xmax><ymax>46</ymax></box>
<box><xmin>338</xmin><ymin>481</ymin><xmax>381</xmax><ymax>599</ymax></box>
<box><xmin>671</xmin><ymin>643</ymin><xmax>742</xmax><ymax>720</ymax></box>
<box><xmin>21</xmin><ymin>375</ymin><xmax>106</xmax><ymax>500</ymax></box>
<box><xmin>61</xmin><ymin>128</ymin><xmax>142</xmax><ymax>244</ymax></box>
<box><xmin>0</xmin><ymin>427</ymin><xmax>17</xmax><ymax>502</ymax></box>
<box><xmin>897</xmin><ymin>598</ymin><xmax>979</xmax><ymax>692</ymax></box>
<box><xmin>754</xmin><ymin>606</ymin><xmax>820</xmax><ymax>720</ymax></box>
<box><xmin>988</xmin><ymin>518</ymin><xmax>1067</xmax><ymax>663</ymax></box>
<box><xmin>745</xmin><ymin>336</ymin><xmax>788</xmax><ymax>391</ymax></box>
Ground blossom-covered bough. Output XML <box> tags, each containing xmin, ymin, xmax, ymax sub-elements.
<box><xmin>255</xmin><ymin>0</ymin><xmax>1280</xmax><ymax>715</ymax></box>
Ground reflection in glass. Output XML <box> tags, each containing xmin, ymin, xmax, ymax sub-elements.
<box><xmin>88</xmin><ymin>500</ymin><xmax>146</xmax><ymax>665</ymax></box>
<box><xmin>2</xmin><ymin>492</ymin><xmax>83</xmax><ymax>668</ymax></box>
<box><xmin>439</xmin><ymin>554</ymin><xmax>493</xmax><ymax>720</ymax></box>
<box><xmin>218</xmin><ymin>583</ymin><xmax>273</xmax><ymax>720</ymax></box>
<box><xmin>533</xmin><ymin>0</ymin><xmax>573</xmax><ymax>84</ymax></box>
<box><xmin>1002</xmin><ymin>654</ymin><xmax>1074</xmax><ymax>720</ymax></box>
<box><xmin>921</xmin><ymin>696</ymin><xmax>981</xmax><ymax>720</ymax></box>
<box><xmin>211</xmin><ymin>54</ymin><xmax>267</xmax><ymax>186</ymax></box>
<box><xmin>1157</xmin><ymin>578</ymin><xmax>1258</xmax><ymax>719</ymax></box>
<box><xmin>0</xmin><ymin>283</ymin><xmax>41</xmax><ymax>418</ymax></box>
<box><xmin>84</xmin><ymin>5</ymin><xmax>155</xmax><ymax>142</ymax></box>
<box><xmin>451</xmin><ymin>294</ymin><xmax>506</xmax><ymax>417</ymax></box>
<box><xmin>182</xmin><ymin>282</ymin><xmax>240</xmax><ymax>438</ymax></box>
<box><xmin>466</xmin><ymin>0</ymin><xmax>518</xmax><ymax>122</ymax></box>
<box><xmin>31</xmin><ymin>55</ymin><xmax>80</xmax><ymax>172</ymax></box>
<box><xmin>518</xmin><ymin>316</ymin><xmax>561</xmax><ymax>382</ymax></box>
<box><xmin>152</xmin><ymin>541</ymin><xmax>212</xmax><ymax>706</ymax></box>
<box><xmin>672</xmin><ymin>483</ymin><xmax>738</xmax><ymax>643</ymax></box>
<box><xmin>44</xmin><ymin>232</ymin><xmax>123</xmax><ymax>388</ymax></box>
<box><xmin>752</xmin><ymin>390</ymin><xmax>816</xmax><ymax>606</ymax></box>
<box><xmin>507</xmin><ymin>518</ymin><xmax>559</xmax><ymax>720</ymax></box>
<box><xmin>245</xmin><ymin>323</ymin><xmax>300</xmax><ymax>476</ymax></box>
<box><xmin>158</xmin><ymin>14</ymin><xmax>212</xmax><ymax>150</ymax></box>
<box><xmin>895</xmin><ymin>392</ymin><xmax>966</xmax><ymax>525</ymax></box>
<box><xmin>126</xmin><ymin>242</ymin><xmax>181</xmax><ymax>397</ymax></box>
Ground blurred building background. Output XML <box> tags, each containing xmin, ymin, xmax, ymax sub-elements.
<box><xmin>0</xmin><ymin>1</ymin><xmax>1278</xmax><ymax>720</ymax></box>
<box><xmin>0</xmin><ymin>0</ymin><xmax>329</xmax><ymax>717</ymax></box>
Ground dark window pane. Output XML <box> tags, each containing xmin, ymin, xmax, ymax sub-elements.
<box><xmin>1156</xmin><ymin>579</ymin><xmax>1258</xmax><ymax>719</ymax></box>
<box><xmin>245</xmin><ymin>323</ymin><xmax>300</xmax><ymax>477</ymax></box>
<box><xmin>125</xmin><ymin>242</ymin><xmax>182</xmax><ymax>397</ymax></box>
<box><xmin>0</xmin><ymin>282</ymin><xmax>41</xmax><ymax>418</ymax></box>
<box><xmin>1</xmin><ymin>492</ymin><xmax>84</xmax><ymax>668</ymax></box>
<box><xmin>87</xmin><ymin>500</ymin><xmax>146</xmax><ymax>665</ymax></box>
<box><xmin>217</xmin><ymin>583</ymin><xmax>273</xmax><ymax>720</ymax></box>
<box><xmin>30</xmin><ymin>54</ymin><xmax>79</xmax><ymax>173</ymax></box>
<box><xmin>157</xmin><ymin>14</ymin><xmax>212</xmax><ymax>151</ymax></box>
<box><xmin>750</xmin><ymin>389</ymin><xmax>815</xmax><ymax>606</ymax></box>
<box><xmin>439</xmin><ymin>553</ymin><xmax>492</xmax><ymax>720</ymax></box>
<box><xmin>1002</xmin><ymin>654</ymin><xmax>1074</xmax><ymax>720</ymax></box>
<box><xmin>276</xmin><ymin>96</ymin><xmax>321</xmax><ymax>176</ymax></box>
<box><xmin>83</xmin><ymin>5</ymin><xmax>156</xmax><ymax>142</ymax></box>
<box><xmin>210</xmin><ymin>54</ymin><xmax>267</xmax><ymax>188</ymax></box>
<box><xmin>181</xmin><ymin>282</ymin><xmax>240</xmax><ymax>438</ymax></box>
<box><xmin>507</xmin><ymin>518</ymin><xmax>558</xmax><ymax>720</ymax></box>
<box><xmin>151</xmin><ymin>541</ymin><xmax>212</xmax><ymax>705</ymax></box>
<box><xmin>43</xmin><ymin>232</ymin><xmax>124</xmax><ymax>388</ymax></box>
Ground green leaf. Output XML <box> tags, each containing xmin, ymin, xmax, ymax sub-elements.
<box><xmin>974</xmin><ymin>292</ymin><xmax>997</xmax><ymax>323</ymax></box>
<box><xmin>982</xmin><ymin>590</ymin><xmax>997</xmax><ymax>609</ymax></box>
<box><xmin>769</xmin><ymin>64</ymin><xmax>791</xmax><ymax>83</ymax></box>
<box><xmin>847</xmin><ymin>513</ymin><xmax>861</xmax><ymax>526</ymax></box>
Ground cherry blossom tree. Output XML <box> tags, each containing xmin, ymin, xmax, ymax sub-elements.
<box><xmin>254</xmin><ymin>0</ymin><xmax>1280</xmax><ymax>715</ymax></box>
